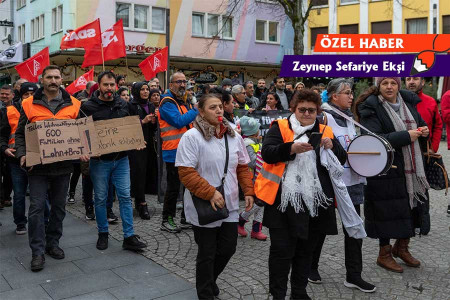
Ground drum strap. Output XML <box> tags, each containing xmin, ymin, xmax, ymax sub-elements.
<box><xmin>322</xmin><ymin>103</ymin><xmax>377</xmax><ymax>136</ymax></box>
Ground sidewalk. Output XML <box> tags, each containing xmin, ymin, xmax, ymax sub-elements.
<box><xmin>0</xmin><ymin>206</ymin><xmax>196</xmax><ymax>300</ymax></box>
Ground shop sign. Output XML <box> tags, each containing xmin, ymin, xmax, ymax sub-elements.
<box><xmin>126</xmin><ymin>44</ymin><xmax>162</xmax><ymax>54</ymax></box>
<box><xmin>194</xmin><ymin>72</ymin><xmax>218</xmax><ymax>83</ymax></box>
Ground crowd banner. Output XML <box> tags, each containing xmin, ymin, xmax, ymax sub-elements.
<box><xmin>233</xmin><ymin>109</ymin><xmax>292</xmax><ymax>138</ymax></box>
<box><xmin>25</xmin><ymin>116</ymin><xmax>144</xmax><ymax>166</ymax></box>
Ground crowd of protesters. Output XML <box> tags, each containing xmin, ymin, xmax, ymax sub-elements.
<box><xmin>0</xmin><ymin>66</ymin><xmax>449</xmax><ymax>300</ymax></box>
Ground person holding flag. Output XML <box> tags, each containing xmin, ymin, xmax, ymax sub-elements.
<box><xmin>14</xmin><ymin>66</ymin><xmax>86</xmax><ymax>272</ymax></box>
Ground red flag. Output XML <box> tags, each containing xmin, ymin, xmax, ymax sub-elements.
<box><xmin>138</xmin><ymin>47</ymin><xmax>168</xmax><ymax>81</ymax></box>
<box><xmin>60</xmin><ymin>19</ymin><xmax>102</xmax><ymax>50</ymax></box>
<box><xmin>82</xmin><ymin>19</ymin><xmax>126</xmax><ymax>68</ymax></box>
<box><xmin>65</xmin><ymin>68</ymin><xmax>94</xmax><ymax>95</ymax></box>
<box><xmin>14</xmin><ymin>47</ymin><xmax>49</xmax><ymax>82</ymax></box>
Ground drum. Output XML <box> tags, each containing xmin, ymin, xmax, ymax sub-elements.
<box><xmin>347</xmin><ymin>134</ymin><xmax>394</xmax><ymax>177</ymax></box>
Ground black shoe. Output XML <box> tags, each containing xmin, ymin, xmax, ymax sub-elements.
<box><xmin>123</xmin><ymin>235</ymin><xmax>147</xmax><ymax>251</ymax></box>
<box><xmin>96</xmin><ymin>232</ymin><xmax>109</xmax><ymax>250</ymax></box>
<box><xmin>180</xmin><ymin>218</ymin><xmax>192</xmax><ymax>230</ymax></box>
<box><xmin>447</xmin><ymin>205</ymin><xmax>450</xmax><ymax>215</ymax></box>
<box><xmin>138</xmin><ymin>204</ymin><xmax>151</xmax><ymax>220</ymax></box>
<box><xmin>16</xmin><ymin>224</ymin><xmax>27</xmax><ymax>235</ymax></box>
<box><xmin>30</xmin><ymin>255</ymin><xmax>45</xmax><ymax>272</ymax></box>
<box><xmin>45</xmin><ymin>246</ymin><xmax>65</xmax><ymax>259</ymax></box>
<box><xmin>85</xmin><ymin>206</ymin><xmax>95</xmax><ymax>220</ymax></box>
<box><xmin>107</xmin><ymin>209</ymin><xmax>118</xmax><ymax>223</ymax></box>
<box><xmin>344</xmin><ymin>277</ymin><xmax>377</xmax><ymax>293</ymax></box>
<box><xmin>212</xmin><ymin>282</ymin><xmax>220</xmax><ymax>296</ymax></box>
<box><xmin>67</xmin><ymin>193</ymin><xmax>75</xmax><ymax>204</ymax></box>
<box><xmin>308</xmin><ymin>269</ymin><xmax>322</xmax><ymax>284</ymax></box>
<box><xmin>290</xmin><ymin>293</ymin><xmax>311</xmax><ymax>300</ymax></box>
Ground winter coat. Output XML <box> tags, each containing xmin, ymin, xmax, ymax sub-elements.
<box><xmin>416</xmin><ymin>91</ymin><xmax>443</xmax><ymax>152</ymax></box>
<box><xmin>261</xmin><ymin>118</ymin><xmax>346</xmax><ymax>240</ymax></box>
<box><xmin>0</xmin><ymin>100</ymin><xmax>22</xmax><ymax>165</ymax></box>
<box><xmin>80</xmin><ymin>90</ymin><xmax>133</xmax><ymax>161</ymax></box>
<box><xmin>440</xmin><ymin>90</ymin><xmax>450</xmax><ymax>150</ymax></box>
<box><xmin>357</xmin><ymin>90</ymin><xmax>427</xmax><ymax>239</ymax></box>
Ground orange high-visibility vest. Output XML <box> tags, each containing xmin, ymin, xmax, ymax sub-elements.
<box><xmin>6</xmin><ymin>105</ymin><xmax>20</xmax><ymax>148</ymax></box>
<box><xmin>22</xmin><ymin>95</ymin><xmax>81</xmax><ymax>123</ymax></box>
<box><xmin>157</xmin><ymin>96</ymin><xmax>192</xmax><ymax>151</ymax></box>
<box><xmin>254</xmin><ymin>118</ymin><xmax>334</xmax><ymax>205</ymax></box>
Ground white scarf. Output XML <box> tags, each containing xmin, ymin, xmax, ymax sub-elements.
<box><xmin>279</xmin><ymin>115</ymin><xmax>331</xmax><ymax>216</ymax></box>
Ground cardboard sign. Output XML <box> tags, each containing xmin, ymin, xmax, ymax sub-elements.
<box><xmin>25</xmin><ymin>117</ymin><xmax>97</xmax><ymax>166</ymax></box>
<box><xmin>94</xmin><ymin>116</ymin><xmax>145</xmax><ymax>155</ymax></box>
<box><xmin>25</xmin><ymin>115</ymin><xmax>144</xmax><ymax>166</ymax></box>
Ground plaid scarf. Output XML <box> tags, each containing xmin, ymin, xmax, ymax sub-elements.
<box><xmin>378</xmin><ymin>94</ymin><xmax>429</xmax><ymax>208</ymax></box>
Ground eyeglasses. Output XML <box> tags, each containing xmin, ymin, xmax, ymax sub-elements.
<box><xmin>298</xmin><ymin>107</ymin><xmax>317</xmax><ymax>114</ymax></box>
<box><xmin>172</xmin><ymin>80</ymin><xmax>187</xmax><ymax>85</ymax></box>
<box><xmin>338</xmin><ymin>90</ymin><xmax>353</xmax><ymax>96</ymax></box>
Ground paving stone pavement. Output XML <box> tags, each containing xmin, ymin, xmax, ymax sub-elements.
<box><xmin>2</xmin><ymin>142</ymin><xmax>448</xmax><ymax>299</ymax></box>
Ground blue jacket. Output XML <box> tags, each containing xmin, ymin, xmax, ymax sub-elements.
<box><xmin>159</xmin><ymin>90</ymin><xmax>198</xmax><ymax>162</ymax></box>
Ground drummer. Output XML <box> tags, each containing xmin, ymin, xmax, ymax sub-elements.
<box><xmin>355</xmin><ymin>77</ymin><xmax>429</xmax><ymax>273</ymax></box>
<box><xmin>309</xmin><ymin>78</ymin><xmax>376</xmax><ymax>293</ymax></box>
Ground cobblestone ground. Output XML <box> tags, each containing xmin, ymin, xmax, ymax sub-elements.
<box><xmin>66</xmin><ymin>142</ymin><xmax>450</xmax><ymax>300</ymax></box>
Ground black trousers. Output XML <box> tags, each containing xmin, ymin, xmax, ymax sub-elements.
<box><xmin>69</xmin><ymin>163</ymin><xmax>81</xmax><ymax>196</ymax></box>
<box><xmin>1</xmin><ymin>158</ymin><xmax>12</xmax><ymax>201</ymax></box>
<box><xmin>311</xmin><ymin>205</ymin><xmax>363</xmax><ymax>280</ymax></box>
<box><xmin>129</xmin><ymin>148</ymin><xmax>151</xmax><ymax>206</ymax></box>
<box><xmin>162</xmin><ymin>162</ymin><xmax>182</xmax><ymax>220</ymax></box>
<box><xmin>193</xmin><ymin>222</ymin><xmax>238</xmax><ymax>300</ymax></box>
<box><xmin>268</xmin><ymin>227</ymin><xmax>321</xmax><ymax>300</ymax></box>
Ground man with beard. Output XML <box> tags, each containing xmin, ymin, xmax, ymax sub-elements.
<box><xmin>244</xmin><ymin>81</ymin><xmax>260</xmax><ymax>109</ymax></box>
<box><xmin>81</xmin><ymin>71</ymin><xmax>147</xmax><ymax>252</ymax></box>
<box><xmin>405</xmin><ymin>77</ymin><xmax>443</xmax><ymax>153</ymax></box>
<box><xmin>158</xmin><ymin>72</ymin><xmax>198</xmax><ymax>233</ymax></box>
<box><xmin>14</xmin><ymin>66</ymin><xmax>84</xmax><ymax>272</ymax></box>
<box><xmin>254</xmin><ymin>78</ymin><xmax>267</xmax><ymax>100</ymax></box>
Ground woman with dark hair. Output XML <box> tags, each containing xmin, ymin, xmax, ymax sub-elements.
<box><xmin>149</xmin><ymin>89</ymin><xmax>160</xmax><ymax>107</ymax></box>
<box><xmin>261</xmin><ymin>92</ymin><xmax>283</xmax><ymax>111</ymax></box>
<box><xmin>176</xmin><ymin>94</ymin><xmax>254</xmax><ymax>299</ymax></box>
<box><xmin>354</xmin><ymin>77</ymin><xmax>429</xmax><ymax>273</ymax></box>
<box><xmin>255</xmin><ymin>89</ymin><xmax>346</xmax><ymax>300</ymax></box>
<box><xmin>117</xmin><ymin>87</ymin><xmax>130</xmax><ymax>102</ymax></box>
<box><xmin>128</xmin><ymin>82</ymin><xmax>157</xmax><ymax>219</ymax></box>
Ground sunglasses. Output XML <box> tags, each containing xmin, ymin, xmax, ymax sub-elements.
<box><xmin>298</xmin><ymin>107</ymin><xmax>317</xmax><ymax>114</ymax></box>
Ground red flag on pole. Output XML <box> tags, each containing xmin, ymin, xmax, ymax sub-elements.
<box><xmin>138</xmin><ymin>47</ymin><xmax>168</xmax><ymax>81</ymax></box>
<box><xmin>65</xmin><ymin>68</ymin><xmax>94</xmax><ymax>95</ymax></box>
<box><xmin>14</xmin><ymin>47</ymin><xmax>50</xmax><ymax>82</ymax></box>
<box><xmin>60</xmin><ymin>19</ymin><xmax>102</xmax><ymax>50</ymax></box>
<box><xmin>82</xmin><ymin>19</ymin><xmax>126</xmax><ymax>68</ymax></box>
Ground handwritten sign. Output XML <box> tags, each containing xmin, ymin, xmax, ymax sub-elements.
<box><xmin>25</xmin><ymin>116</ymin><xmax>144</xmax><ymax>166</ymax></box>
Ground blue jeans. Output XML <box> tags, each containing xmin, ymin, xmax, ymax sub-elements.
<box><xmin>89</xmin><ymin>157</ymin><xmax>134</xmax><ymax>238</ymax></box>
<box><xmin>82</xmin><ymin>175</ymin><xmax>114</xmax><ymax>210</ymax></box>
<box><xmin>9</xmin><ymin>163</ymin><xmax>28</xmax><ymax>226</ymax></box>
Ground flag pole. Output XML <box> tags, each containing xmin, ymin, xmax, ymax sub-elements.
<box><xmin>101</xmin><ymin>43</ymin><xmax>105</xmax><ymax>71</ymax></box>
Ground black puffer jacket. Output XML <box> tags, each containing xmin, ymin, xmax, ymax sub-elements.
<box><xmin>81</xmin><ymin>90</ymin><xmax>133</xmax><ymax>161</ymax></box>
<box><xmin>357</xmin><ymin>89</ymin><xmax>427</xmax><ymax>239</ymax></box>
<box><xmin>15</xmin><ymin>88</ymin><xmax>78</xmax><ymax>175</ymax></box>
<box><xmin>261</xmin><ymin>118</ymin><xmax>346</xmax><ymax>239</ymax></box>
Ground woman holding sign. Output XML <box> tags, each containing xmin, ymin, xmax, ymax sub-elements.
<box><xmin>175</xmin><ymin>94</ymin><xmax>254</xmax><ymax>299</ymax></box>
<box><xmin>355</xmin><ymin>77</ymin><xmax>429</xmax><ymax>273</ymax></box>
<box><xmin>128</xmin><ymin>82</ymin><xmax>157</xmax><ymax>220</ymax></box>
<box><xmin>255</xmin><ymin>89</ymin><xmax>346</xmax><ymax>300</ymax></box>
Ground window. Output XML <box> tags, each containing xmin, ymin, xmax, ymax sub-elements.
<box><xmin>134</xmin><ymin>5</ymin><xmax>148</xmax><ymax>30</ymax></box>
<box><xmin>31</xmin><ymin>14</ymin><xmax>45</xmax><ymax>41</ymax></box>
<box><xmin>340</xmin><ymin>0</ymin><xmax>359</xmax><ymax>4</ymax></box>
<box><xmin>192</xmin><ymin>13</ymin><xmax>204</xmax><ymax>36</ymax></box>
<box><xmin>18</xmin><ymin>24</ymin><xmax>25</xmax><ymax>42</ymax></box>
<box><xmin>340</xmin><ymin>24</ymin><xmax>358</xmax><ymax>34</ymax></box>
<box><xmin>311</xmin><ymin>0</ymin><xmax>328</xmax><ymax>7</ymax></box>
<box><xmin>443</xmin><ymin>16</ymin><xmax>450</xmax><ymax>34</ymax></box>
<box><xmin>371</xmin><ymin>21</ymin><xmax>391</xmax><ymax>34</ymax></box>
<box><xmin>222</xmin><ymin>17</ymin><xmax>233</xmax><ymax>39</ymax></box>
<box><xmin>52</xmin><ymin>5</ymin><xmax>63</xmax><ymax>33</ymax></box>
<box><xmin>17</xmin><ymin>0</ymin><xmax>26</xmax><ymax>9</ymax></box>
<box><xmin>406</xmin><ymin>18</ymin><xmax>427</xmax><ymax>34</ymax></box>
<box><xmin>192</xmin><ymin>13</ymin><xmax>234</xmax><ymax>39</ymax></box>
<box><xmin>255</xmin><ymin>20</ymin><xmax>279</xmax><ymax>43</ymax></box>
<box><xmin>310</xmin><ymin>27</ymin><xmax>328</xmax><ymax>50</ymax></box>
<box><xmin>116</xmin><ymin>3</ymin><xmax>130</xmax><ymax>28</ymax></box>
<box><xmin>207</xmin><ymin>14</ymin><xmax>219</xmax><ymax>37</ymax></box>
<box><xmin>152</xmin><ymin>7</ymin><xmax>165</xmax><ymax>32</ymax></box>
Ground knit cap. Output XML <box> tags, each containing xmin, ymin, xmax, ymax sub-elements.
<box><xmin>239</xmin><ymin>116</ymin><xmax>260</xmax><ymax>136</ymax></box>
<box><xmin>374</xmin><ymin>77</ymin><xmax>401</xmax><ymax>88</ymax></box>
<box><xmin>19</xmin><ymin>82</ymin><xmax>38</xmax><ymax>98</ymax></box>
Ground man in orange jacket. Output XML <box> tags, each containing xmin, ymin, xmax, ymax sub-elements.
<box><xmin>15</xmin><ymin>65</ymin><xmax>86</xmax><ymax>272</ymax></box>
